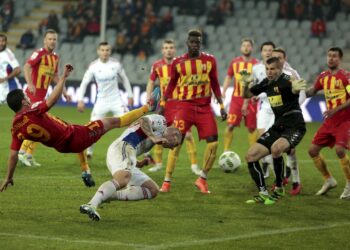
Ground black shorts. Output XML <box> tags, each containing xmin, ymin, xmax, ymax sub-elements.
<box><xmin>257</xmin><ymin>113</ymin><xmax>306</xmax><ymax>152</ymax></box>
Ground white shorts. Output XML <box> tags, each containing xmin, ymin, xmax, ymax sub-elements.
<box><xmin>106</xmin><ymin>140</ymin><xmax>151</xmax><ymax>187</ymax></box>
<box><xmin>257</xmin><ymin>109</ymin><xmax>275</xmax><ymax>131</ymax></box>
<box><xmin>91</xmin><ymin>98</ymin><xmax>129</xmax><ymax>120</ymax></box>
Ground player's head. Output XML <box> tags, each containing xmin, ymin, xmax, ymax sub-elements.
<box><xmin>265</xmin><ymin>57</ymin><xmax>282</xmax><ymax>81</ymax></box>
<box><xmin>186</xmin><ymin>29</ymin><xmax>202</xmax><ymax>56</ymax></box>
<box><xmin>97</xmin><ymin>42</ymin><xmax>111</xmax><ymax>62</ymax></box>
<box><xmin>0</xmin><ymin>34</ymin><xmax>7</xmax><ymax>52</ymax></box>
<box><xmin>272</xmin><ymin>47</ymin><xmax>286</xmax><ymax>66</ymax></box>
<box><xmin>327</xmin><ymin>47</ymin><xmax>343</xmax><ymax>70</ymax></box>
<box><xmin>6</xmin><ymin>89</ymin><xmax>31</xmax><ymax>112</ymax></box>
<box><xmin>162</xmin><ymin>127</ymin><xmax>182</xmax><ymax>149</ymax></box>
<box><xmin>161</xmin><ymin>39</ymin><xmax>175</xmax><ymax>61</ymax></box>
<box><xmin>260</xmin><ymin>41</ymin><xmax>275</xmax><ymax>62</ymax></box>
<box><xmin>43</xmin><ymin>29</ymin><xmax>58</xmax><ymax>52</ymax></box>
<box><xmin>240</xmin><ymin>38</ymin><xmax>254</xmax><ymax>57</ymax></box>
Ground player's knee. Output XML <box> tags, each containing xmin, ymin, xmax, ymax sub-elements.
<box><xmin>227</xmin><ymin>125</ymin><xmax>234</xmax><ymax>131</ymax></box>
<box><xmin>246</xmin><ymin>148</ymin><xmax>258</xmax><ymax>162</ymax></box>
<box><xmin>248</xmin><ymin>128</ymin><xmax>255</xmax><ymax>133</ymax></box>
<box><xmin>149</xmin><ymin>186</ymin><xmax>159</xmax><ymax>198</ymax></box>
<box><xmin>271</xmin><ymin>145</ymin><xmax>283</xmax><ymax>158</ymax></box>
<box><xmin>308</xmin><ymin>145</ymin><xmax>319</xmax><ymax>158</ymax></box>
<box><xmin>112</xmin><ymin>170</ymin><xmax>131</xmax><ymax>188</ymax></box>
<box><xmin>335</xmin><ymin>146</ymin><xmax>346</xmax><ymax>158</ymax></box>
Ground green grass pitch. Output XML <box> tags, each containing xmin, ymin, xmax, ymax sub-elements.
<box><xmin>0</xmin><ymin>104</ymin><xmax>349</xmax><ymax>250</ymax></box>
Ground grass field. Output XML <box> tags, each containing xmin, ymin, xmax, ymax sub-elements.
<box><xmin>0</xmin><ymin>104</ymin><xmax>349</xmax><ymax>250</ymax></box>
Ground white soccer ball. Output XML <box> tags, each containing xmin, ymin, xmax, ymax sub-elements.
<box><xmin>218</xmin><ymin>151</ymin><xmax>241</xmax><ymax>173</ymax></box>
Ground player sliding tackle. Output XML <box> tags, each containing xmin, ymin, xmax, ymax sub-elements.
<box><xmin>0</xmin><ymin>64</ymin><xmax>161</xmax><ymax>192</ymax></box>
<box><xmin>80</xmin><ymin>115</ymin><xmax>182</xmax><ymax>221</ymax></box>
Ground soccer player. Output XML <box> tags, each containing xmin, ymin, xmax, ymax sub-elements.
<box><xmin>77</xmin><ymin>42</ymin><xmax>133</xmax><ymax>159</ymax></box>
<box><xmin>305</xmin><ymin>47</ymin><xmax>350</xmax><ymax>199</ymax></box>
<box><xmin>271</xmin><ymin>47</ymin><xmax>306</xmax><ymax>195</ymax></box>
<box><xmin>158</xmin><ymin>29</ymin><xmax>227</xmax><ymax>193</ymax></box>
<box><xmin>146</xmin><ymin>39</ymin><xmax>200</xmax><ymax>175</ymax></box>
<box><xmin>243</xmin><ymin>57</ymin><xmax>307</xmax><ymax>205</ymax></box>
<box><xmin>222</xmin><ymin>38</ymin><xmax>259</xmax><ymax>152</ymax></box>
<box><xmin>0</xmin><ymin>64</ymin><xmax>160</xmax><ymax>192</ymax></box>
<box><xmin>80</xmin><ymin>115</ymin><xmax>182</xmax><ymax>221</ymax></box>
<box><xmin>251</xmin><ymin>41</ymin><xmax>276</xmax><ymax>179</ymax></box>
<box><xmin>0</xmin><ymin>34</ymin><xmax>21</xmax><ymax>104</ymax></box>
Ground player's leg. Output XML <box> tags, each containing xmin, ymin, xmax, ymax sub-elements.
<box><xmin>78</xmin><ymin>151</ymin><xmax>95</xmax><ymax>187</ymax></box>
<box><xmin>160</xmin><ymin>144</ymin><xmax>182</xmax><ymax>192</ymax></box>
<box><xmin>246</xmin><ymin>100</ymin><xmax>258</xmax><ymax>146</ymax></box>
<box><xmin>18</xmin><ymin>140</ymin><xmax>32</xmax><ymax>166</ymax></box>
<box><xmin>224</xmin><ymin>96</ymin><xmax>243</xmax><ymax>151</ymax></box>
<box><xmin>286</xmin><ymin>149</ymin><xmax>302</xmax><ymax>195</ymax></box>
<box><xmin>184</xmin><ymin>131</ymin><xmax>200</xmax><ymax>175</ymax></box>
<box><xmin>148</xmin><ymin>144</ymin><xmax>163</xmax><ymax>172</ymax></box>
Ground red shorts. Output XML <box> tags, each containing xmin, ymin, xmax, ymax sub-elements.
<box><xmin>173</xmin><ymin>102</ymin><xmax>217</xmax><ymax>140</ymax></box>
<box><xmin>57</xmin><ymin>120</ymin><xmax>106</xmax><ymax>153</ymax></box>
<box><xmin>228</xmin><ymin>96</ymin><xmax>257</xmax><ymax>129</ymax></box>
<box><xmin>312</xmin><ymin>120</ymin><xmax>350</xmax><ymax>150</ymax></box>
<box><xmin>164</xmin><ymin>100</ymin><xmax>177</xmax><ymax>126</ymax></box>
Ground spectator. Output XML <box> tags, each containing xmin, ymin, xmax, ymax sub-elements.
<box><xmin>311</xmin><ymin>18</ymin><xmax>327</xmax><ymax>37</ymax></box>
<box><xmin>16</xmin><ymin>29</ymin><xmax>35</xmax><ymax>49</ymax></box>
<box><xmin>86</xmin><ymin>17</ymin><xmax>100</xmax><ymax>35</ymax></box>
<box><xmin>39</xmin><ymin>10</ymin><xmax>60</xmax><ymax>35</ymax></box>
<box><xmin>0</xmin><ymin>1</ymin><xmax>14</xmax><ymax>32</ymax></box>
<box><xmin>220</xmin><ymin>0</ymin><xmax>234</xmax><ymax>16</ymax></box>
<box><xmin>206</xmin><ymin>3</ymin><xmax>223</xmax><ymax>26</ymax></box>
<box><xmin>113</xmin><ymin>33</ymin><xmax>128</xmax><ymax>56</ymax></box>
<box><xmin>294</xmin><ymin>0</ymin><xmax>306</xmax><ymax>21</ymax></box>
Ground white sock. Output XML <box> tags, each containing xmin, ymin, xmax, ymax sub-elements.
<box><xmin>89</xmin><ymin>180</ymin><xmax>120</xmax><ymax>207</ymax></box>
<box><xmin>19</xmin><ymin>150</ymin><xmax>25</xmax><ymax>155</ymax></box>
<box><xmin>110</xmin><ymin>186</ymin><xmax>152</xmax><ymax>201</ymax></box>
<box><xmin>155</xmin><ymin>163</ymin><xmax>162</xmax><ymax>168</ymax></box>
<box><xmin>287</xmin><ymin>154</ymin><xmax>300</xmax><ymax>183</ymax></box>
<box><xmin>191</xmin><ymin>164</ymin><xmax>199</xmax><ymax>169</ymax></box>
<box><xmin>199</xmin><ymin>170</ymin><xmax>207</xmax><ymax>179</ymax></box>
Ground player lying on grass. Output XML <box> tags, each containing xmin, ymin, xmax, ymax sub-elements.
<box><xmin>80</xmin><ymin>114</ymin><xmax>182</xmax><ymax>221</ymax></box>
<box><xmin>0</xmin><ymin>64</ymin><xmax>160</xmax><ymax>192</ymax></box>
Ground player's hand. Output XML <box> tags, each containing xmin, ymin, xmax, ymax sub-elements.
<box><xmin>291</xmin><ymin>78</ymin><xmax>307</xmax><ymax>94</ymax></box>
<box><xmin>63</xmin><ymin>64</ymin><xmax>74</xmax><ymax>77</ymax></box>
<box><xmin>239</xmin><ymin>70</ymin><xmax>253</xmax><ymax>86</ymax></box>
<box><xmin>220</xmin><ymin>108</ymin><xmax>227</xmax><ymax>121</ymax></box>
<box><xmin>63</xmin><ymin>93</ymin><xmax>72</xmax><ymax>102</ymax></box>
<box><xmin>128</xmin><ymin>98</ymin><xmax>134</xmax><ymax>107</ymax></box>
<box><xmin>151</xmin><ymin>136</ymin><xmax>168</xmax><ymax>145</ymax></box>
<box><xmin>0</xmin><ymin>78</ymin><xmax>6</xmax><ymax>83</ymax></box>
<box><xmin>27</xmin><ymin>84</ymin><xmax>36</xmax><ymax>95</ymax></box>
<box><xmin>323</xmin><ymin>107</ymin><xmax>338</xmax><ymax>119</ymax></box>
<box><xmin>0</xmin><ymin>178</ymin><xmax>14</xmax><ymax>192</ymax></box>
<box><xmin>77</xmin><ymin>100</ymin><xmax>85</xmax><ymax>112</ymax></box>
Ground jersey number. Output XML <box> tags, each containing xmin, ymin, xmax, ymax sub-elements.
<box><xmin>27</xmin><ymin>124</ymin><xmax>50</xmax><ymax>142</ymax></box>
<box><xmin>174</xmin><ymin>119</ymin><xmax>185</xmax><ymax>131</ymax></box>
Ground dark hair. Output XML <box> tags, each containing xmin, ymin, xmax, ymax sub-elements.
<box><xmin>44</xmin><ymin>29</ymin><xmax>57</xmax><ymax>38</ymax></box>
<box><xmin>272</xmin><ymin>47</ymin><xmax>286</xmax><ymax>58</ymax></box>
<box><xmin>188</xmin><ymin>29</ymin><xmax>202</xmax><ymax>38</ymax></box>
<box><xmin>266</xmin><ymin>57</ymin><xmax>281</xmax><ymax>65</ymax></box>
<box><xmin>260</xmin><ymin>41</ymin><xmax>275</xmax><ymax>51</ymax></box>
<box><xmin>328</xmin><ymin>47</ymin><xmax>343</xmax><ymax>58</ymax></box>
<box><xmin>0</xmin><ymin>34</ymin><xmax>7</xmax><ymax>41</ymax></box>
<box><xmin>241</xmin><ymin>38</ymin><xmax>254</xmax><ymax>46</ymax></box>
<box><xmin>98</xmin><ymin>41</ymin><xmax>109</xmax><ymax>47</ymax></box>
<box><xmin>7</xmin><ymin>89</ymin><xmax>25</xmax><ymax>112</ymax></box>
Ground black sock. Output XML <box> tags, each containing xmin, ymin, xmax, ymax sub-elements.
<box><xmin>273</xmin><ymin>157</ymin><xmax>285</xmax><ymax>188</ymax></box>
<box><xmin>248</xmin><ymin>161</ymin><xmax>266</xmax><ymax>192</ymax></box>
<box><xmin>285</xmin><ymin>166</ymin><xmax>291</xmax><ymax>179</ymax></box>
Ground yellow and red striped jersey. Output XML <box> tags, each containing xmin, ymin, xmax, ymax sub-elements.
<box><xmin>149</xmin><ymin>58</ymin><xmax>178</xmax><ymax>99</ymax></box>
<box><xmin>314</xmin><ymin>68</ymin><xmax>350</xmax><ymax>121</ymax></box>
<box><xmin>227</xmin><ymin>56</ymin><xmax>259</xmax><ymax>97</ymax></box>
<box><xmin>164</xmin><ymin>52</ymin><xmax>221</xmax><ymax>105</ymax></box>
<box><xmin>26</xmin><ymin>48</ymin><xmax>59</xmax><ymax>101</ymax></box>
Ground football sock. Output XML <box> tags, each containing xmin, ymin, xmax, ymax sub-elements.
<box><xmin>312</xmin><ymin>154</ymin><xmax>331</xmax><ymax>179</ymax></box>
<box><xmin>164</xmin><ymin>145</ymin><xmax>181</xmax><ymax>181</ymax></box>
<box><xmin>20</xmin><ymin>140</ymin><xmax>31</xmax><ymax>153</ymax></box>
<box><xmin>202</xmin><ymin>141</ymin><xmax>218</xmax><ymax>172</ymax></box>
<box><xmin>185</xmin><ymin>136</ymin><xmax>197</xmax><ymax>165</ymax></box>
<box><xmin>247</xmin><ymin>161</ymin><xmax>267</xmax><ymax>192</ymax></box>
<box><xmin>153</xmin><ymin>144</ymin><xmax>163</xmax><ymax>164</ymax></box>
<box><xmin>287</xmin><ymin>153</ymin><xmax>301</xmax><ymax>183</ymax></box>
<box><xmin>87</xmin><ymin>145</ymin><xmax>94</xmax><ymax>156</ymax></box>
<box><xmin>89</xmin><ymin>180</ymin><xmax>120</xmax><ymax>207</ymax></box>
<box><xmin>273</xmin><ymin>156</ymin><xmax>285</xmax><ymax>187</ymax></box>
<box><xmin>110</xmin><ymin>186</ymin><xmax>152</xmax><ymax>200</ymax></box>
<box><xmin>77</xmin><ymin>151</ymin><xmax>90</xmax><ymax>172</ymax></box>
<box><xmin>119</xmin><ymin>105</ymin><xmax>149</xmax><ymax>127</ymax></box>
<box><xmin>339</xmin><ymin>155</ymin><xmax>350</xmax><ymax>181</ymax></box>
<box><xmin>26</xmin><ymin>141</ymin><xmax>37</xmax><ymax>155</ymax></box>
<box><xmin>199</xmin><ymin>170</ymin><xmax>207</xmax><ymax>179</ymax></box>
<box><xmin>248</xmin><ymin>130</ymin><xmax>258</xmax><ymax>146</ymax></box>
<box><xmin>223</xmin><ymin>128</ymin><xmax>233</xmax><ymax>151</ymax></box>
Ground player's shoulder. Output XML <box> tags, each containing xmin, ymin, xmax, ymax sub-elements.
<box><xmin>201</xmin><ymin>52</ymin><xmax>216</xmax><ymax>59</ymax></box>
<box><xmin>251</xmin><ymin>57</ymin><xmax>259</xmax><ymax>64</ymax></box>
<box><xmin>281</xmin><ymin>73</ymin><xmax>292</xmax><ymax>82</ymax></box>
<box><xmin>88</xmin><ymin>59</ymin><xmax>99</xmax><ymax>68</ymax></box>
<box><xmin>317</xmin><ymin>70</ymin><xmax>330</xmax><ymax>78</ymax></box>
<box><xmin>152</xmin><ymin>58</ymin><xmax>165</xmax><ymax>67</ymax></box>
<box><xmin>109</xmin><ymin>57</ymin><xmax>121</xmax><ymax>64</ymax></box>
<box><xmin>231</xmin><ymin>56</ymin><xmax>243</xmax><ymax>63</ymax></box>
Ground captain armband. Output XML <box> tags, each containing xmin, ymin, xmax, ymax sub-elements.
<box><xmin>346</xmin><ymin>84</ymin><xmax>350</xmax><ymax>95</ymax></box>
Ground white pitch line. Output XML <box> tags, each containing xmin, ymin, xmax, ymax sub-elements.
<box><xmin>1</xmin><ymin>222</ymin><xmax>349</xmax><ymax>250</ymax></box>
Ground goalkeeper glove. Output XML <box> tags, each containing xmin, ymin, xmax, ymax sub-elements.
<box><xmin>239</xmin><ymin>70</ymin><xmax>253</xmax><ymax>86</ymax></box>
<box><xmin>291</xmin><ymin>79</ymin><xmax>307</xmax><ymax>94</ymax></box>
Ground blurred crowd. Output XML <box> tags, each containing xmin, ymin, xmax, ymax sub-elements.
<box><xmin>0</xmin><ymin>0</ymin><xmax>14</xmax><ymax>32</ymax></box>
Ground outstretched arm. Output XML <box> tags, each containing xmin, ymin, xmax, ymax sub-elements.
<box><xmin>0</xmin><ymin>150</ymin><xmax>19</xmax><ymax>192</ymax></box>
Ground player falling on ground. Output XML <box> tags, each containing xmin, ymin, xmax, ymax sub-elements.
<box><xmin>77</xmin><ymin>42</ymin><xmax>133</xmax><ymax>160</ymax></box>
<box><xmin>158</xmin><ymin>29</ymin><xmax>227</xmax><ymax>193</ymax></box>
<box><xmin>242</xmin><ymin>57</ymin><xmax>307</xmax><ymax>205</ymax></box>
<box><xmin>0</xmin><ymin>34</ymin><xmax>21</xmax><ymax>104</ymax></box>
<box><xmin>222</xmin><ymin>38</ymin><xmax>259</xmax><ymax>152</ymax></box>
<box><xmin>80</xmin><ymin>115</ymin><xmax>182</xmax><ymax>221</ymax></box>
<box><xmin>305</xmin><ymin>47</ymin><xmax>350</xmax><ymax>199</ymax></box>
<box><xmin>146</xmin><ymin>39</ymin><xmax>200</xmax><ymax>175</ymax></box>
<box><xmin>0</xmin><ymin>64</ymin><xmax>160</xmax><ymax>192</ymax></box>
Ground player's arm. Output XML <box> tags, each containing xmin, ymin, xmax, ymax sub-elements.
<box><xmin>222</xmin><ymin>75</ymin><xmax>232</xmax><ymax>99</ymax></box>
<box><xmin>0</xmin><ymin>150</ymin><xmax>18</xmax><ymax>192</ymax></box>
<box><xmin>46</xmin><ymin>64</ymin><xmax>73</xmax><ymax>109</ymax></box>
<box><xmin>119</xmin><ymin>66</ymin><xmax>134</xmax><ymax>107</ymax></box>
<box><xmin>305</xmin><ymin>86</ymin><xmax>318</xmax><ymax>97</ymax></box>
<box><xmin>139</xmin><ymin>117</ymin><xmax>167</xmax><ymax>144</ymax></box>
<box><xmin>160</xmin><ymin>61</ymin><xmax>179</xmax><ymax>113</ymax></box>
<box><xmin>77</xmin><ymin>67</ymin><xmax>94</xmax><ymax>112</ymax></box>
<box><xmin>210</xmin><ymin>57</ymin><xmax>227</xmax><ymax>120</ymax></box>
<box><xmin>146</xmin><ymin>79</ymin><xmax>155</xmax><ymax>101</ymax></box>
<box><xmin>23</xmin><ymin>62</ymin><xmax>35</xmax><ymax>94</ymax></box>
<box><xmin>0</xmin><ymin>67</ymin><xmax>21</xmax><ymax>84</ymax></box>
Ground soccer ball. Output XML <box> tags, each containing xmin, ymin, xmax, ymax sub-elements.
<box><xmin>218</xmin><ymin>151</ymin><xmax>241</xmax><ymax>173</ymax></box>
